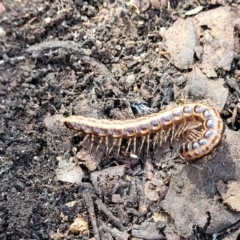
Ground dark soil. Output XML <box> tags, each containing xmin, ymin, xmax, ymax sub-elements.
<box><xmin>0</xmin><ymin>0</ymin><xmax>240</xmax><ymax>240</ymax></box>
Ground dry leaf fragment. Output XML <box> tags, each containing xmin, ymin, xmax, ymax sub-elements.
<box><xmin>69</xmin><ymin>216</ymin><xmax>89</xmax><ymax>236</ymax></box>
<box><xmin>56</xmin><ymin>157</ymin><xmax>84</xmax><ymax>184</ymax></box>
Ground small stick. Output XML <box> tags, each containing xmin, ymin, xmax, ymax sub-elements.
<box><xmin>99</xmin><ymin>220</ymin><xmax>129</xmax><ymax>240</ymax></box>
<box><xmin>82</xmin><ymin>192</ymin><xmax>100</xmax><ymax>240</ymax></box>
<box><xmin>95</xmin><ymin>199</ymin><xmax>125</xmax><ymax>231</ymax></box>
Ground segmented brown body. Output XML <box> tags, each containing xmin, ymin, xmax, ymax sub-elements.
<box><xmin>62</xmin><ymin>103</ymin><xmax>224</xmax><ymax>161</ymax></box>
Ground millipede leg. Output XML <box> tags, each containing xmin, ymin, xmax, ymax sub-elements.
<box><xmin>146</xmin><ymin>134</ymin><xmax>150</xmax><ymax>156</ymax></box>
<box><xmin>109</xmin><ymin>138</ymin><xmax>118</xmax><ymax>154</ymax></box>
<box><xmin>187</xmin><ymin>129</ymin><xmax>202</xmax><ymax>141</ymax></box>
<box><xmin>66</xmin><ymin>131</ymin><xmax>82</xmax><ymax>141</ymax></box>
<box><xmin>96</xmin><ymin>137</ymin><xmax>103</xmax><ymax>153</ymax></box>
<box><xmin>126</xmin><ymin>138</ymin><xmax>132</xmax><ymax>153</ymax></box>
<box><xmin>192</xmin><ymin>129</ymin><xmax>202</xmax><ymax>138</ymax></box>
<box><xmin>90</xmin><ymin>134</ymin><xmax>95</xmax><ymax>153</ymax></box>
<box><xmin>160</xmin><ymin>130</ymin><xmax>164</xmax><ymax>147</ymax></box>
<box><xmin>117</xmin><ymin>138</ymin><xmax>122</xmax><ymax>157</ymax></box>
<box><xmin>80</xmin><ymin>134</ymin><xmax>90</xmax><ymax>146</ymax></box>
<box><xmin>153</xmin><ymin>134</ymin><xmax>158</xmax><ymax>149</ymax></box>
<box><xmin>165</xmin><ymin>129</ymin><xmax>171</xmax><ymax>143</ymax></box>
<box><xmin>133</xmin><ymin>137</ymin><xmax>137</xmax><ymax>154</ymax></box>
<box><xmin>105</xmin><ymin>137</ymin><xmax>109</xmax><ymax>158</ymax></box>
<box><xmin>182</xmin><ymin>122</ymin><xmax>200</xmax><ymax>136</ymax></box>
<box><xmin>174</xmin><ymin>125</ymin><xmax>181</xmax><ymax>138</ymax></box>
<box><xmin>140</xmin><ymin>136</ymin><xmax>146</xmax><ymax>152</ymax></box>
<box><xmin>174</xmin><ymin>123</ymin><xmax>186</xmax><ymax>138</ymax></box>
<box><xmin>171</xmin><ymin>126</ymin><xmax>175</xmax><ymax>143</ymax></box>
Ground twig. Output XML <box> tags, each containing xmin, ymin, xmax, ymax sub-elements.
<box><xmin>82</xmin><ymin>191</ymin><xmax>100</xmax><ymax>240</ymax></box>
<box><xmin>99</xmin><ymin>220</ymin><xmax>129</xmax><ymax>240</ymax></box>
<box><xmin>95</xmin><ymin>199</ymin><xmax>125</xmax><ymax>231</ymax></box>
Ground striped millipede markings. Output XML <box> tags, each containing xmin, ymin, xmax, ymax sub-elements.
<box><xmin>62</xmin><ymin>103</ymin><xmax>225</xmax><ymax>161</ymax></box>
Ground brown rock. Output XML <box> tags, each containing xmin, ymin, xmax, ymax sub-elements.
<box><xmin>160</xmin><ymin>128</ymin><xmax>240</xmax><ymax>238</ymax></box>
<box><xmin>223</xmin><ymin>181</ymin><xmax>240</xmax><ymax>212</ymax></box>
<box><xmin>163</xmin><ymin>18</ymin><xmax>198</xmax><ymax>70</ymax></box>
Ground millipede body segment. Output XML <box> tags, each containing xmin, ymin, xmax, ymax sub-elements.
<box><xmin>62</xmin><ymin>103</ymin><xmax>225</xmax><ymax>161</ymax></box>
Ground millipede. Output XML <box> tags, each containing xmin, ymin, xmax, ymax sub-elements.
<box><xmin>62</xmin><ymin>103</ymin><xmax>225</xmax><ymax>161</ymax></box>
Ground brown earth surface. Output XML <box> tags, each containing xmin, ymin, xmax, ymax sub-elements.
<box><xmin>1</xmin><ymin>0</ymin><xmax>240</xmax><ymax>239</ymax></box>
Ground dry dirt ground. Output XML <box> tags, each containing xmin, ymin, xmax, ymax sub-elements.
<box><xmin>1</xmin><ymin>0</ymin><xmax>240</xmax><ymax>240</ymax></box>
